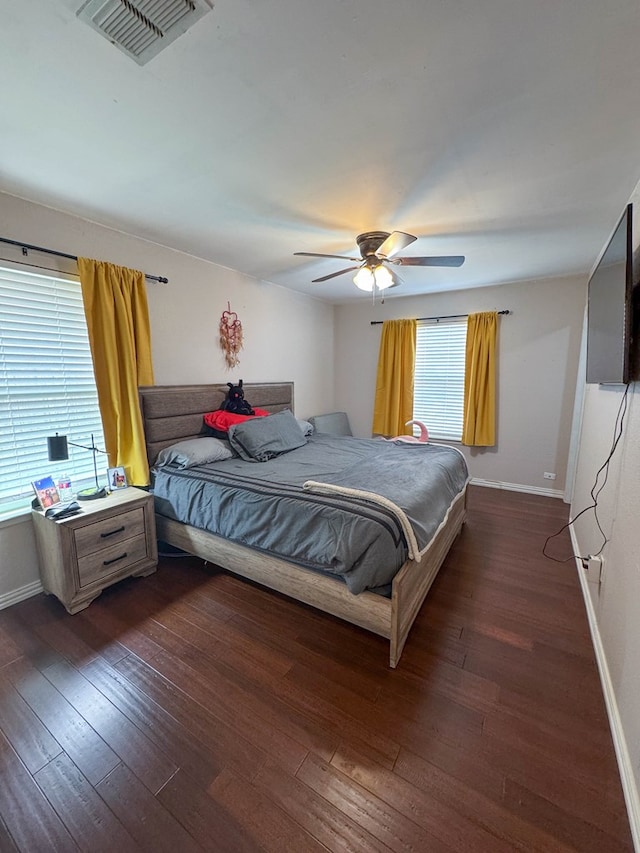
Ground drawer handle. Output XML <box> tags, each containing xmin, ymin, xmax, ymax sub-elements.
<box><xmin>101</xmin><ymin>526</ymin><xmax>125</xmax><ymax>539</ymax></box>
<box><xmin>103</xmin><ymin>552</ymin><xmax>127</xmax><ymax>566</ymax></box>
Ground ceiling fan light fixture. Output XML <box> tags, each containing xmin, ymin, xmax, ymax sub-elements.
<box><xmin>353</xmin><ymin>266</ymin><xmax>374</xmax><ymax>291</ymax></box>
<box><xmin>373</xmin><ymin>264</ymin><xmax>394</xmax><ymax>290</ymax></box>
<box><xmin>298</xmin><ymin>230</ymin><xmax>465</xmax><ymax>291</ymax></box>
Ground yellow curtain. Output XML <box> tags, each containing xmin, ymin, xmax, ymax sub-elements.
<box><xmin>372</xmin><ymin>319</ymin><xmax>416</xmax><ymax>436</ymax></box>
<box><xmin>78</xmin><ymin>258</ymin><xmax>155</xmax><ymax>486</ymax></box>
<box><xmin>462</xmin><ymin>311</ymin><xmax>497</xmax><ymax>446</ymax></box>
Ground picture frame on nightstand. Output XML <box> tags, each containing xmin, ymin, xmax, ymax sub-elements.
<box><xmin>31</xmin><ymin>475</ymin><xmax>61</xmax><ymax>510</ymax></box>
<box><xmin>107</xmin><ymin>466</ymin><xmax>127</xmax><ymax>490</ymax></box>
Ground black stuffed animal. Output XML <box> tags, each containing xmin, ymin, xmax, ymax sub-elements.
<box><xmin>220</xmin><ymin>379</ymin><xmax>254</xmax><ymax>415</ymax></box>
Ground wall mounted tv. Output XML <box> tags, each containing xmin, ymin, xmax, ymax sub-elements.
<box><xmin>586</xmin><ymin>203</ymin><xmax>634</xmax><ymax>384</ymax></box>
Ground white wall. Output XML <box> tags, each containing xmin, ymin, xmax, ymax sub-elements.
<box><xmin>0</xmin><ymin>192</ymin><xmax>335</xmax><ymax>604</ymax></box>
<box><xmin>334</xmin><ymin>274</ymin><xmax>585</xmax><ymax>495</ymax></box>
<box><xmin>571</xmin><ymin>181</ymin><xmax>640</xmax><ymax>841</ymax></box>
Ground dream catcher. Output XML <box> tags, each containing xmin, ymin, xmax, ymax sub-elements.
<box><xmin>219</xmin><ymin>301</ymin><xmax>244</xmax><ymax>369</ymax></box>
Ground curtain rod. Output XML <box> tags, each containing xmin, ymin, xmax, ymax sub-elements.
<box><xmin>0</xmin><ymin>237</ymin><xmax>168</xmax><ymax>283</ymax></box>
<box><xmin>370</xmin><ymin>309</ymin><xmax>510</xmax><ymax>326</ymax></box>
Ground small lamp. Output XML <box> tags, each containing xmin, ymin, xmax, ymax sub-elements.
<box><xmin>47</xmin><ymin>433</ymin><xmax>108</xmax><ymax>501</ymax></box>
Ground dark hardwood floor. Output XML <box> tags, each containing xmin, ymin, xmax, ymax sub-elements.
<box><xmin>0</xmin><ymin>486</ymin><xmax>633</xmax><ymax>851</ymax></box>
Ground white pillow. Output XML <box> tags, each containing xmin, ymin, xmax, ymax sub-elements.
<box><xmin>155</xmin><ymin>437</ymin><xmax>234</xmax><ymax>469</ymax></box>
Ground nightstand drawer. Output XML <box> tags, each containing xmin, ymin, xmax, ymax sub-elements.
<box><xmin>77</xmin><ymin>533</ymin><xmax>149</xmax><ymax>587</ymax></box>
<box><xmin>74</xmin><ymin>507</ymin><xmax>145</xmax><ymax>558</ymax></box>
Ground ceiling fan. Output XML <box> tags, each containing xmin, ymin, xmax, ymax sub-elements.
<box><xmin>294</xmin><ymin>231</ymin><xmax>465</xmax><ymax>292</ymax></box>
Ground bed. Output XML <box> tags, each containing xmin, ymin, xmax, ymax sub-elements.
<box><xmin>138</xmin><ymin>382</ymin><xmax>468</xmax><ymax>667</ymax></box>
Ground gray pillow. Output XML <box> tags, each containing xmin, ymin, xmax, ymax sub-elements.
<box><xmin>296</xmin><ymin>418</ymin><xmax>314</xmax><ymax>436</ymax></box>
<box><xmin>308</xmin><ymin>411</ymin><xmax>352</xmax><ymax>436</ymax></box>
<box><xmin>228</xmin><ymin>409</ymin><xmax>307</xmax><ymax>462</ymax></box>
<box><xmin>155</xmin><ymin>437</ymin><xmax>234</xmax><ymax>468</ymax></box>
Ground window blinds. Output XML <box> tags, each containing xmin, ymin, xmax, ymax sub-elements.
<box><xmin>413</xmin><ymin>319</ymin><xmax>467</xmax><ymax>441</ymax></box>
<box><xmin>0</xmin><ymin>266</ymin><xmax>105</xmax><ymax>512</ymax></box>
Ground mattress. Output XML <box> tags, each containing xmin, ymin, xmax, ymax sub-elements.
<box><xmin>152</xmin><ymin>433</ymin><xmax>468</xmax><ymax>595</ymax></box>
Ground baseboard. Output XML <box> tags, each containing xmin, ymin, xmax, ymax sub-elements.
<box><xmin>470</xmin><ymin>478</ymin><xmax>564</xmax><ymax>499</ymax></box>
<box><xmin>0</xmin><ymin>579</ymin><xmax>43</xmax><ymax>612</ymax></box>
<box><xmin>570</xmin><ymin>526</ymin><xmax>640</xmax><ymax>851</ymax></box>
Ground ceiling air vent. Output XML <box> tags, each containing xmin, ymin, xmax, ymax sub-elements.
<box><xmin>77</xmin><ymin>0</ymin><xmax>214</xmax><ymax>65</ymax></box>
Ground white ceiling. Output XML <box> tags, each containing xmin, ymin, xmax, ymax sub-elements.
<box><xmin>2</xmin><ymin>0</ymin><xmax>640</xmax><ymax>303</ymax></box>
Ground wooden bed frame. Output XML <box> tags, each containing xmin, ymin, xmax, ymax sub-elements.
<box><xmin>138</xmin><ymin>382</ymin><xmax>466</xmax><ymax>667</ymax></box>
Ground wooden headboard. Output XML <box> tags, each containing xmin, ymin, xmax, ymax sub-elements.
<box><xmin>138</xmin><ymin>382</ymin><xmax>294</xmax><ymax>466</ymax></box>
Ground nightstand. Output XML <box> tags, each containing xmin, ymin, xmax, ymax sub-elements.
<box><xmin>31</xmin><ymin>487</ymin><xmax>158</xmax><ymax>614</ymax></box>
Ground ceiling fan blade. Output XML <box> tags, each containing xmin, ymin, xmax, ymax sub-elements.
<box><xmin>294</xmin><ymin>252</ymin><xmax>360</xmax><ymax>261</ymax></box>
<box><xmin>394</xmin><ymin>255</ymin><xmax>465</xmax><ymax>267</ymax></box>
<box><xmin>312</xmin><ymin>265</ymin><xmax>361</xmax><ymax>283</ymax></box>
<box><xmin>375</xmin><ymin>231</ymin><xmax>417</xmax><ymax>260</ymax></box>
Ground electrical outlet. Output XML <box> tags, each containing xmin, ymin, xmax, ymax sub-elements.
<box><xmin>543</xmin><ymin>472</ymin><xmax>557</xmax><ymax>480</ymax></box>
<box><xmin>587</xmin><ymin>554</ymin><xmax>604</xmax><ymax>584</ymax></box>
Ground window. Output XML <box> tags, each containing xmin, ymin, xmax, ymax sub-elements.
<box><xmin>413</xmin><ymin>319</ymin><xmax>466</xmax><ymax>441</ymax></box>
<box><xmin>0</xmin><ymin>266</ymin><xmax>105</xmax><ymax>514</ymax></box>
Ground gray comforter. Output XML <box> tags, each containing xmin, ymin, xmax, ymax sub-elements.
<box><xmin>152</xmin><ymin>434</ymin><xmax>468</xmax><ymax>595</ymax></box>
